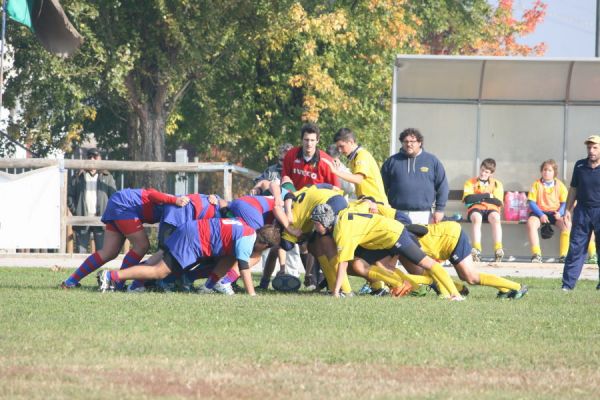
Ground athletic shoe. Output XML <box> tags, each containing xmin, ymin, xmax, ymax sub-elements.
<box><xmin>596</xmin><ymin>282</ymin><xmax>600</xmax><ymax>290</ymax></box>
<box><xmin>98</xmin><ymin>270</ymin><xmax>115</xmax><ymax>293</ymax></box>
<box><xmin>410</xmin><ymin>285</ymin><xmax>428</xmax><ymax>297</ymax></box>
<box><xmin>496</xmin><ymin>290</ymin><xmax>511</xmax><ymax>299</ymax></box>
<box><xmin>558</xmin><ymin>256</ymin><xmax>566</xmax><ymax>263</ymax></box>
<box><xmin>213</xmin><ymin>281</ymin><xmax>235</xmax><ymax>295</ymax></box>
<box><xmin>508</xmin><ymin>284</ymin><xmax>528</xmax><ymax>300</ymax></box>
<box><xmin>471</xmin><ymin>248</ymin><xmax>481</xmax><ymax>262</ymax></box>
<box><xmin>272</xmin><ymin>274</ymin><xmax>301</xmax><ymax>292</ymax></box>
<box><xmin>60</xmin><ymin>281</ymin><xmax>81</xmax><ymax>289</ymax></box>
<box><xmin>231</xmin><ymin>281</ymin><xmax>244</xmax><ymax>294</ymax></box>
<box><xmin>428</xmin><ymin>281</ymin><xmax>441</xmax><ymax>295</ymax></box>
<box><xmin>390</xmin><ymin>281</ymin><xmax>412</xmax><ymax>297</ymax></box>
<box><xmin>256</xmin><ymin>278</ymin><xmax>270</xmax><ymax>291</ymax></box>
<box><xmin>304</xmin><ymin>284</ymin><xmax>317</xmax><ymax>291</ymax></box>
<box><xmin>448</xmin><ymin>294</ymin><xmax>465</xmax><ymax>301</ymax></box>
<box><xmin>157</xmin><ymin>279</ymin><xmax>176</xmax><ymax>293</ymax></box>
<box><xmin>561</xmin><ymin>287</ymin><xmax>572</xmax><ymax>293</ymax></box>
<box><xmin>459</xmin><ymin>285</ymin><xmax>470</xmax><ymax>297</ymax></box>
<box><xmin>358</xmin><ymin>282</ymin><xmax>373</xmax><ymax>295</ymax></box>
<box><xmin>370</xmin><ymin>287</ymin><xmax>390</xmax><ymax>297</ymax></box>
<box><xmin>127</xmin><ymin>285</ymin><xmax>146</xmax><ymax>293</ymax></box>
<box><xmin>531</xmin><ymin>254</ymin><xmax>543</xmax><ymax>263</ymax></box>
<box><xmin>494</xmin><ymin>248</ymin><xmax>504</xmax><ymax>263</ymax></box>
<box><xmin>181</xmin><ymin>275</ymin><xmax>195</xmax><ymax>293</ymax></box>
<box><xmin>196</xmin><ymin>284</ymin><xmax>215</xmax><ymax>294</ymax></box>
<box><xmin>586</xmin><ymin>254</ymin><xmax>598</xmax><ymax>264</ymax></box>
<box><xmin>316</xmin><ymin>279</ymin><xmax>328</xmax><ymax>292</ymax></box>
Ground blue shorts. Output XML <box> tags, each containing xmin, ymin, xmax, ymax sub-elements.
<box><xmin>354</xmin><ymin>247</ymin><xmax>391</xmax><ymax>265</ymax></box>
<box><xmin>449</xmin><ymin>231</ymin><xmax>472</xmax><ymax>265</ymax></box>
<box><xmin>389</xmin><ymin>229</ymin><xmax>427</xmax><ymax>265</ymax></box>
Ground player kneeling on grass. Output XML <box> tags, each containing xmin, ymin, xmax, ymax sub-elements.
<box><xmin>310</xmin><ymin>204</ymin><xmax>464</xmax><ymax>300</ymax></box>
<box><xmin>62</xmin><ymin>188</ymin><xmax>190</xmax><ymax>290</ymax></box>
<box><xmin>397</xmin><ymin>221</ymin><xmax>528</xmax><ymax>299</ymax></box>
<box><xmin>99</xmin><ymin>218</ymin><xmax>280</xmax><ymax>296</ymax></box>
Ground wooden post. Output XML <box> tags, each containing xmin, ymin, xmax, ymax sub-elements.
<box><xmin>223</xmin><ymin>166</ymin><xmax>233</xmax><ymax>201</ymax></box>
<box><xmin>60</xmin><ymin>169</ymin><xmax>68</xmax><ymax>253</ymax></box>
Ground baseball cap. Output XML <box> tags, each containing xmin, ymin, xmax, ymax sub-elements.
<box><xmin>310</xmin><ymin>204</ymin><xmax>335</xmax><ymax>229</ymax></box>
<box><xmin>584</xmin><ymin>135</ymin><xmax>600</xmax><ymax>145</ymax></box>
<box><xmin>87</xmin><ymin>148</ymin><xmax>100</xmax><ymax>157</ymax></box>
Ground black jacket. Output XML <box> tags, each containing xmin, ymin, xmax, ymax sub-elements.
<box><xmin>67</xmin><ymin>169</ymin><xmax>117</xmax><ymax>217</ymax></box>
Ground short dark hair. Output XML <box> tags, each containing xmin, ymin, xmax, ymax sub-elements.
<box><xmin>480</xmin><ymin>158</ymin><xmax>496</xmax><ymax>173</ymax></box>
<box><xmin>333</xmin><ymin>128</ymin><xmax>355</xmax><ymax>143</ymax></box>
<box><xmin>301</xmin><ymin>123</ymin><xmax>320</xmax><ymax>141</ymax></box>
<box><xmin>399</xmin><ymin>128</ymin><xmax>423</xmax><ymax>144</ymax></box>
<box><xmin>326</xmin><ymin>144</ymin><xmax>340</xmax><ymax>159</ymax></box>
<box><xmin>87</xmin><ymin>148</ymin><xmax>100</xmax><ymax>158</ymax></box>
<box><xmin>256</xmin><ymin>225</ymin><xmax>281</xmax><ymax>248</ymax></box>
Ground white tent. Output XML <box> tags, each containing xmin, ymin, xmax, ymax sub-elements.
<box><xmin>391</xmin><ymin>55</ymin><xmax>600</xmax><ymax>191</ymax></box>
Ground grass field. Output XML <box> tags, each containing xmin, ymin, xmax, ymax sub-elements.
<box><xmin>1</xmin><ymin>267</ymin><xmax>600</xmax><ymax>399</ymax></box>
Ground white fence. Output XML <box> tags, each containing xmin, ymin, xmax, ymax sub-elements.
<box><xmin>0</xmin><ymin>158</ymin><xmax>258</xmax><ymax>252</ymax></box>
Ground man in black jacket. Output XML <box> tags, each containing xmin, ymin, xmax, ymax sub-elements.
<box><xmin>67</xmin><ymin>148</ymin><xmax>117</xmax><ymax>253</ymax></box>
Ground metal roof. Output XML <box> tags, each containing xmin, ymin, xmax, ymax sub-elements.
<box><xmin>393</xmin><ymin>55</ymin><xmax>600</xmax><ymax>104</ymax></box>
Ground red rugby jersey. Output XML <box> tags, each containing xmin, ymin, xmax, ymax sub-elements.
<box><xmin>281</xmin><ymin>146</ymin><xmax>340</xmax><ymax>189</ymax></box>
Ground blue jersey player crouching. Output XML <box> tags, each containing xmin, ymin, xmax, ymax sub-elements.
<box><xmin>99</xmin><ymin>218</ymin><xmax>280</xmax><ymax>296</ymax></box>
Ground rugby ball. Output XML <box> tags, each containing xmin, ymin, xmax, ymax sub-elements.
<box><xmin>271</xmin><ymin>274</ymin><xmax>301</xmax><ymax>292</ymax></box>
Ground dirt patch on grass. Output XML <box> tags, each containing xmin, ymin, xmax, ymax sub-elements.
<box><xmin>2</xmin><ymin>360</ymin><xmax>599</xmax><ymax>399</ymax></box>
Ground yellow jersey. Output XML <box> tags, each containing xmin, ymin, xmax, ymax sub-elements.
<box><xmin>417</xmin><ymin>221</ymin><xmax>462</xmax><ymax>261</ymax></box>
<box><xmin>346</xmin><ymin>198</ymin><xmax>397</xmax><ymax>219</ymax></box>
<box><xmin>527</xmin><ymin>179</ymin><xmax>568</xmax><ymax>212</ymax></box>
<box><xmin>282</xmin><ymin>184</ymin><xmax>344</xmax><ymax>243</ymax></box>
<box><xmin>348</xmin><ymin>146</ymin><xmax>388</xmax><ymax>204</ymax></box>
<box><xmin>333</xmin><ymin>210</ymin><xmax>405</xmax><ymax>263</ymax></box>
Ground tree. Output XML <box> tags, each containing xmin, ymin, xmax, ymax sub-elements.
<box><xmin>5</xmin><ymin>0</ymin><xmax>265</xmax><ymax>188</ymax></box>
<box><xmin>3</xmin><ymin>0</ymin><xmax>546</xmax><ymax>179</ymax></box>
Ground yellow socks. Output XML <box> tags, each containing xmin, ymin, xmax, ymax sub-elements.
<box><xmin>531</xmin><ymin>245</ymin><xmax>541</xmax><ymax>255</ymax></box>
<box><xmin>317</xmin><ymin>256</ymin><xmax>335</xmax><ymax>290</ymax></box>
<box><xmin>494</xmin><ymin>242</ymin><xmax>503</xmax><ymax>251</ymax></box>
<box><xmin>367</xmin><ymin>264</ymin><xmax>404</xmax><ymax>288</ymax></box>
<box><xmin>317</xmin><ymin>256</ymin><xmax>352</xmax><ymax>293</ymax></box>
<box><xmin>479</xmin><ymin>272</ymin><xmax>520</xmax><ymax>291</ymax></box>
<box><xmin>429</xmin><ymin>264</ymin><xmax>460</xmax><ymax>296</ymax></box>
<box><xmin>473</xmin><ymin>242</ymin><xmax>482</xmax><ymax>251</ymax></box>
<box><xmin>559</xmin><ymin>231</ymin><xmax>570</xmax><ymax>257</ymax></box>
<box><xmin>394</xmin><ymin>270</ymin><xmax>431</xmax><ymax>287</ymax></box>
<box><xmin>370</xmin><ymin>280</ymin><xmax>386</xmax><ymax>291</ymax></box>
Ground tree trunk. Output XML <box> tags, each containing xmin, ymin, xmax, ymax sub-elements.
<box><xmin>127</xmin><ymin>103</ymin><xmax>168</xmax><ymax>190</ymax></box>
<box><xmin>125</xmin><ymin>72</ymin><xmax>169</xmax><ymax>191</ymax></box>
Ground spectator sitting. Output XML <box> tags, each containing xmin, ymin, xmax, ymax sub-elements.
<box><xmin>462</xmin><ymin>158</ymin><xmax>504</xmax><ymax>263</ymax></box>
<box><xmin>526</xmin><ymin>159</ymin><xmax>570</xmax><ymax>263</ymax></box>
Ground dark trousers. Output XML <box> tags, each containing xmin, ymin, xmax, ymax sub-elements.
<box><xmin>562</xmin><ymin>206</ymin><xmax>600</xmax><ymax>289</ymax></box>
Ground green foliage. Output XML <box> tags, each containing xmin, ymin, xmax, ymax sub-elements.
<box><xmin>3</xmin><ymin>0</ymin><xmax>545</xmax><ymax>169</ymax></box>
<box><xmin>1</xmin><ymin>268</ymin><xmax>599</xmax><ymax>398</ymax></box>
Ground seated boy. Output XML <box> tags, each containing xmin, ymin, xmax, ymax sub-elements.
<box><xmin>462</xmin><ymin>158</ymin><xmax>504</xmax><ymax>262</ymax></box>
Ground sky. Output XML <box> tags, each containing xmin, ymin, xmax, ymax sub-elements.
<box><xmin>510</xmin><ymin>0</ymin><xmax>597</xmax><ymax>57</ymax></box>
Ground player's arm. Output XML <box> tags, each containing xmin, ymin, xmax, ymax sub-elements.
<box><xmin>564</xmin><ymin>187</ymin><xmax>577</xmax><ymax>224</ymax></box>
<box><xmin>251</xmin><ymin>179</ymin><xmax>272</xmax><ymax>195</ymax></box>
<box><xmin>277</xmin><ymin>247</ymin><xmax>287</xmax><ymax>274</ymax></box>
<box><xmin>147</xmin><ymin>189</ymin><xmax>190</xmax><ymax>207</ymax></box>
<box><xmin>237</xmin><ymin>259</ymin><xmax>256</xmax><ymax>296</ymax></box>
<box><xmin>322</xmin><ymin>158</ymin><xmax>365</xmax><ymax>185</ymax></box>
